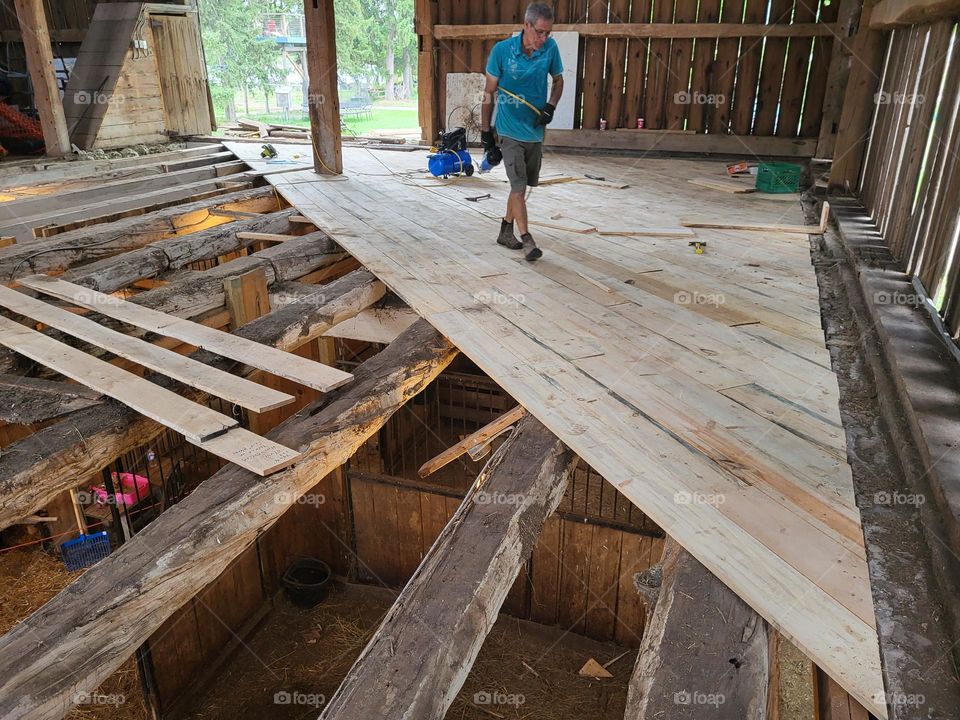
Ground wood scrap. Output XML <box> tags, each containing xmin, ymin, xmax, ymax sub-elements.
<box><xmin>237</xmin><ymin>118</ymin><xmax>271</xmax><ymax>138</ymax></box>
<box><xmin>579</xmin><ymin>658</ymin><xmax>614</xmax><ymax>678</ymax></box>
<box><xmin>682</xmin><ymin>202</ymin><xmax>829</xmax><ymax>234</ymax></box>
<box><xmin>598</xmin><ymin>227</ymin><xmax>696</xmax><ymax>238</ymax></box>
<box><xmin>419</xmin><ymin>404</ymin><xmax>526</xmax><ymax>477</ymax></box>
<box><xmin>688</xmin><ymin>177</ymin><xmax>757</xmax><ymax>193</ymax></box>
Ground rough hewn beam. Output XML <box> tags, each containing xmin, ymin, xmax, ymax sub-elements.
<box><xmin>320</xmin><ymin>414</ymin><xmax>576</xmax><ymax>720</ymax></box>
<box><xmin>0</xmin><ymin>320</ymin><xmax>455</xmax><ymax>720</ymax></box>
<box><xmin>624</xmin><ymin>539</ymin><xmax>770</xmax><ymax>718</ymax></box>
<box><xmin>870</xmin><ymin>0</ymin><xmax>960</xmax><ymax>27</ymax></box>
<box><xmin>0</xmin><ymin>270</ymin><xmax>385</xmax><ymax>530</ymax></box>
<box><xmin>0</xmin><ymin>374</ymin><xmax>102</xmax><ymax>423</ymax></box>
<box><xmin>62</xmin><ymin>209</ymin><xmax>298</xmax><ymax>293</ymax></box>
<box><xmin>0</xmin><ymin>186</ymin><xmax>277</xmax><ymax>281</ymax></box>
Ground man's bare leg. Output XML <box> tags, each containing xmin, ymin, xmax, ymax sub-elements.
<box><xmin>508</xmin><ymin>191</ymin><xmax>528</xmax><ymax>235</ymax></box>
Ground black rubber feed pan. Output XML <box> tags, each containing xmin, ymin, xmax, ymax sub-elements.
<box><xmin>281</xmin><ymin>558</ymin><xmax>332</xmax><ymax>608</ymax></box>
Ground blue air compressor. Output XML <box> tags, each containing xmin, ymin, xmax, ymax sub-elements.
<box><xmin>427</xmin><ymin>127</ymin><xmax>475</xmax><ymax>178</ymax></box>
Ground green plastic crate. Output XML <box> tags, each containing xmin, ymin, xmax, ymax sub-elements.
<box><xmin>755</xmin><ymin>162</ymin><xmax>801</xmax><ymax>193</ymax></box>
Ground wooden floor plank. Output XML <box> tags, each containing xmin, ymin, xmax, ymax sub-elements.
<box><xmin>0</xmin><ymin>314</ymin><xmax>236</xmax><ymax>443</ymax></box>
<box><xmin>19</xmin><ymin>275</ymin><xmax>354</xmax><ymax>393</ymax></box>
<box><xmin>0</xmin><ymin>285</ymin><xmax>295</xmax><ymax>412</ymax></box>
<box><xmin>267</xmin><ymin>149</ymin><xmax>885</xmax><ymax>717</ymax></box>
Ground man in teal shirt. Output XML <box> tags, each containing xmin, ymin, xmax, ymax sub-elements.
<box><xmin>481</xmin><ymin>1</ymin><xmax>563</xmax><ymax>261</ymax></box>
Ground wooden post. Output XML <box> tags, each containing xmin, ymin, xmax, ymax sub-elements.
<box><xmin>829</xmin><ymin>0</ymin><xmax>888</xmax><ymax>192</ymax></box>
<box><xmin>415</xmin><ymin>0</ymin><xmax>438</xmax><ymax>144</ymax></box>
<box><xmin>223</xmin><ymin>267</ymin><xmax>269</xmax><ymax>330</ymax></box>
<box><xmin>303</xmin><ymin>0</ymin><xmax>343</xmax><ymax>174</ymax></box>
<box><xmin>13</xmin><ymin>0</ymin><xmax>71</xmax><ymax>156</ymax></box>
<box><xmin>815</xmin><ymin>0</ymin><xmax>866</xmax><ymax>159</ymax></box>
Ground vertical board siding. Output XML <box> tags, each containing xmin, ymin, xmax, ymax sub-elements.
<box><xmin>857</xmin><ymin>21</ymin><xmax>960</xmax><ymax>340</ymax></box>
<box><xmin>423</xmin><ymin>0</ymin><xmax>838</xmax><ymax>138</ymax></box>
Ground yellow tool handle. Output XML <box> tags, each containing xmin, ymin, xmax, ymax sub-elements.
<box><xmin>497</xmin><ymin>86</ymin><xmax>541</xmax><ymax>115</ymax></box>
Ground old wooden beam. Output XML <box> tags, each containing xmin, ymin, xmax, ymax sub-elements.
<box><xmin>304</xmin><ymin>0</ymin><xmax>343</xmax><ymax>174</ymax></box>
<box><xmin>0</xmin><ymin>186</ymin><xmax>278</xmax><ymax>280</ymax></box>
<box><xmin>545</xmin><ymin>130</ymin><xmax>818</xmax><ymax>157</ymax></box>
<box><xmin>61</xmin><ymin>209</ymin><xmax>297</xmax><ymax>294</ymax></box>
<box><xmin>0</xmin><ymin>320</ymin><xmax>455</xmax><ymax>720</ymax></box>
<box><xmin>415</xmin><ymin>0</ymin><xmax>438</xmax><ymax>144</ymax></box>
<box><xmin>13</xmin><ymin>0</ymin><xmax>70</xmax><ymax>156</ymax></box>
<box><xmin>0</xmin><ymin>270</ymin><xmax>386</xmax><ymax>529</ymax></box>
<box><xmin>320</xmin><ymin>415</ymin><xmax>576</xmax><ymax>720</ymax></box>
<box><xmin>870</xmin><ymin>0</ymin><xmax>960</xmax><ymax>26</ymax></box>
<box><xmin>0</xmin><ymin>374</ymin><xmax>102</xmax><ymax>424</ymax></box>
<box><xmin>433</xmin><ymin>22</ymin><xmax>839</xmax><ymax>40</ymax></box>
<box><xmin>815</xmin><ymin>0</ymin><xmax>865</xmax><ymax>158</ymax></box>
<box><xmin>624</xmin><ymin>539</ymin><xmax>770</xmax><ymax>718</ymax></box>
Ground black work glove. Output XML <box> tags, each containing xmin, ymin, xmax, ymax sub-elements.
<box><xmin>486</xmin><ymin>145</ymin><xmax>502</xmax><ymax>167</ymax></box>
<box><xmin>536</xmin><ymin>102</ymin><xmax>556</xmax><ymax>127</ymax></box>
<box><xmin>481</xmin><ymin>129</ymin><xmax>497</xmax><ymax>152</ymax></box>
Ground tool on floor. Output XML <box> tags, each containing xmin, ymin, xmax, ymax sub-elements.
<box><xmin>689</xmin><ymin>240</ymin><xmax>707</xmax><ymax>255</ymax></box>
<box><xmin>260</xmin><ymin>143</ymin><xmax>279</xmax><ymax>159</ymax></box>
<box><xmin>427</xmin><ymin>127</ymin><xmax>475</xmax><ymax>178</ymax></box>
<box><xmin>465</xmin><ymin>193</ymin><xmax>491</xmax><ymax>202</ymax></box>
<box><xmin>585</xmin><ymin>174</ymin><xmax>606</xmax><ymax>181</ymax></box>
<box><xmin>60</xmin><ymin>488</ymin><xmax>112</xmax><ymax>571</ymax></box>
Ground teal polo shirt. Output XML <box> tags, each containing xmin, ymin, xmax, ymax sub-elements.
<box><xmin>486</xmin><ymin>34</ymin><xmax>563</xmax><ymax>143</ymax></box>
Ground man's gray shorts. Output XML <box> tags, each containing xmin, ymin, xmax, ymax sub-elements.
<box><xmin>500</xmin><ymin>136</ymin><xmax>543</xmax><ymax>193</ymax></box>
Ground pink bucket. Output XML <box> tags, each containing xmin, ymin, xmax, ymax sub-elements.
<box><xmin>91</xmin><ymin>472</ymin><xmax>151</xmax><ymax>507</ymax></box>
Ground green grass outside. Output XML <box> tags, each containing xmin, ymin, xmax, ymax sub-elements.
<box><xmin>215</xmin><ymin>107</ymin><xmax>419</xmax><ymax>136</ymax></box>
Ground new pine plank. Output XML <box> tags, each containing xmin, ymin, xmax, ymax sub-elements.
<box><xmin>0</xmin><ymin>314</ymin><xmax>236</xmax><ymax>443</ymax></box>
<box><xmin>0</xmin><ymin>285</ymin><xmax>294</xmax><ymax>413</ymax></box>
<box><xmin>268</xmin><ymin>154</ymin><xmax>885</xmax><ymax>717</ymax></box>
<box><xmin>19</xmin><ymin>275</ymin><xmax>353</xmax><ymax>393</ymax></box>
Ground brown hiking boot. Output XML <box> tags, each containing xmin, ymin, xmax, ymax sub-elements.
<box><xmin>497</xmin><ymin>219</ymin><xmax>523</xmax><ymax>249</ymax></box>
<box><xmin>521</xmin><ymin>233</ymin><xmax>542</xmax><ymax>261</ymax></box>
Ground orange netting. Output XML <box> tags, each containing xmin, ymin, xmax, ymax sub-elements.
<box><xmin>0</xmin><ymin>102</ymin><xmax>43</xmax><ymax>141</ymax></box>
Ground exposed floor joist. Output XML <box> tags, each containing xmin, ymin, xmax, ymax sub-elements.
<box><xmin>0</xmin><ymin>320</ymin><xmax>456</xmax><ymax>720</ymax></box>
<box><xmin>0</xmin><ymin>270</ymin><xmax>384</xmax><ymax>529</ymax></box>
<box><xmin>0</xmin><ymin>374</ymin><xmax>102</xmax><ymax>423</ymax></box>
<box><xmin>624</xmin><ymin>539</ymin><xmax>769</xmax><ymax>718</ymax></box>
<box><xmin>321</xmin><ymin>414</ymin><xmax>576</xmax><ymax>720</ymax></box>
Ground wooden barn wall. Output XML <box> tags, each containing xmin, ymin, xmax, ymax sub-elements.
<box><xmin>857</xmin><ymin>18</ymin><xmax>960</xmax><ymax>340</ymax></box>
<box><xmin>422</xmin><ymin>0</ymin><xmax>839</xmax><ymax>138</ymax></box>
<box><xmin>0</xmin><ymin>0</ymin><xmax>190</xmax><ymax>32</ymax></box>
<box><xmin>146</xmin><ymin>365</ymin><xmax>664</xmax><ymax>713</ymax></box>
